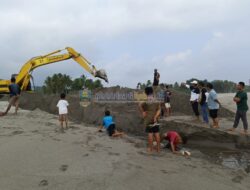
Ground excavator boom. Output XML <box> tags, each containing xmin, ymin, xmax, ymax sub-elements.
<box><xmin>0</xmin><ymin>47</ymin><xmax>108</xmax><ymax>94</ymax></box>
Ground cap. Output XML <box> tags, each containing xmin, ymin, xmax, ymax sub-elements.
<box><xmin>191</xmin><ymin>80</ymin><xmax>198</xmax><ymax>84</ymax></box>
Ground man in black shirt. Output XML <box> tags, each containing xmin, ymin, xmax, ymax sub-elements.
<box><xmin>153</xmin><ymin>69</ymin><xmax>160</xmax><ymax>86</ymax></box>
<box><xmin>198</xmin><ymin>82</ymin><xmax>209</xmax><ymax>124</ymax></box>
<box><xmin>163</xmin><ymin>85</ymin><xmax>172</xmax><ymax>117</ymax></box>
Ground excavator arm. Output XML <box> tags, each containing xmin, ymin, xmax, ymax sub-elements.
<box><xmin>0</xmin><ymin>47</ymin><xmax>108</xmax><ymax>93</ymax></box>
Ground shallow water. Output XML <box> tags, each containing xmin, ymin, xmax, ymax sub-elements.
<box><xmin>188</xmin><ymin>142</ymin><xmax>250</xmax><ymax>172</ymax></box>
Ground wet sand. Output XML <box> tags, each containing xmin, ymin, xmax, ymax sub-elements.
<box><xmin>0</xmin><ymin>97</ymin><xmax>250</xmax><ymax>189</ymax></box>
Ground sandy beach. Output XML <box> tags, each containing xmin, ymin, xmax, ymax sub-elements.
<box><xmin>0</xmin><ymin>95</ymin><xmax>250</xmax><ymax>190</ymax></box>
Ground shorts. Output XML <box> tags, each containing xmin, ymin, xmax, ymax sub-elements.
<box><xmin>153</xmin><ymin>81</ymin><xmax>159</xmax><ymax>86</ymax></box>
<box><xmin>165</xmin><ymin>103</ymin><xmax>171</xmax><ymax>109</ymax></box>
<box><xmin>107</xmin><ymin>124</ymin><xmax>116</xmax><ymax>136</ymax></box>
<box><xmin>145</xmin><ymin>125</ymin><xmax>160</xmax><ymax>133</ymax></box>
<box><xmin>209</xmin><ymin>109</ymin><xmax>218</xmax><ymax>119</ymax></box>
<box><xmin>59</xmin><ymin>114</ymin><xmax>68</xmax><ymax>121</ymax></box>
<box><xmin>9</xmin><ymin>96</ymin><xmax>19</xmax><ymax>106</ymax></box>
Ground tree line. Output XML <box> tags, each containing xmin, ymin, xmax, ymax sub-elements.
<box><xmin>137</xmin><ymin>78</ymin><xmax>250</xmax><ymax>93</ymax></box>
<box><xmin>41</xmin><ymin>73</ymin><xmax>103</xmax><ymax>94</ymax></box>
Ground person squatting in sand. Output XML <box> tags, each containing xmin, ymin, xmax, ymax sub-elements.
<box><xmin>56</xmin><ymin>93</ymin><xmax>69</xmax><ymax>131</ymax></box>
<box><xmin>228</xmin><ymin>82</ymin><xmax>248</xmax><ymax>134</ymax></box>
<box><xmin>98</xmin><ymin>110</ymin><xmax>124</xmax><ymax>137</ymax></box>
<box><xmin>1</xmin><ymin>77</ymin><xmax>21</xmax><ymax>116</ymax></box>
<box><xmin>139</xmin><ymin>86</ymin><xmax>161</xmax><ymax>152</ymax></box>
<box><xmin>161</xmin><ymin>131</ymin><xmax>189</xmax><ymax>155</ymax></box>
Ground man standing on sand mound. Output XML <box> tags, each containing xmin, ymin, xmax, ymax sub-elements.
<box><xmin>228</xmin><ymin>82</ymin><xmax>248</xmax><ymax>134</ymax></box>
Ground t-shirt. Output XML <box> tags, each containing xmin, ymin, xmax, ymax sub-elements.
<box><xmin>199</xmin><ymin>88</ymin><xmax>208</xmax><ymax>105</ymax></box>
<box><xmin>207</xmin><ymin>89</ymin><xmax>219</xmax><ymax>110</ymax></box>
<box><xmin>56</xmin><ymin>99</ymin><xmax>69</xmax><ymax>114</ymax></box>
<box><xmin>186</xmin><ymin>85</ymin><xmax>200</xmax><ymax>102</ymax></box>
<box><xmin>165</xmin><ymin>131</ymin><xmax>178</xmax><ymax>150</ymax></box>
<box><xmin>235</xmin><ymin>91</ymin><xmax>248</xmax><ymax>111</ymax></box>
<box><xmin>9</xmin><ymin>83</ymin><xmax>21</xmax><ymax>97</ymax></box>
<box><xmin>102</xmin><ymin>116</ymin><xmax>114</xmax><ymax>129</ymax></box>
<box><xmin>141</xmin><ymin>102</ymin><xmax>161</xmax><ymax>127</ymax></box>
<box><xmin>164</xmin><ymin>90</ymin><xmax>171</xmax><ymax>103</ymax></box>
<box><xmin>153</xmin><ymin>72</ymin><xmax>160</xmax><ymax>86</ymax></box>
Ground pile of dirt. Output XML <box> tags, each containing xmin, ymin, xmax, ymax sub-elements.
<box><xmin>18</xmin><ymin>88</ymin><xmax>250</xmax><ymax>149</ymax></box>
<box><xmin>19</xmin><ymin>87</ymin><xmax>234</xmax><ymax>135</ymax></box>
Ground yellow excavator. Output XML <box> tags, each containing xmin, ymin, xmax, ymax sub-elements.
<box><xmin>0</xmin><ymin>47</ymin><xmax>108</xmax><ymax>94</ymax></box>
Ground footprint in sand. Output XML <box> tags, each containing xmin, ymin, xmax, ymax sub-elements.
<box><xmin>108</xmin><ymin>152</ymin><xmax>120</xmax><ymax>156</ymax></box>
<box><xmin>69</xmin><ymin>126</ymin><xmax>80</xmax><ymax>130</ymax></box>
<box><xmin>161</xmin><ymin>169</ymin><xmax>168</xmax><ymax>174</ymax></box>
<box><xmin>39</xmin><ymin>179</ymin><xmax>48</xmax><ymax>186</ymax></box>
<box><xmin>11</xmin><ymin>131</ymin><xmax>24</xmax><ymax>135</ymax></box>
<box><xmin>83</xmin><ymin>153</ymin><xmax>89</xmax><ymax>157</ymax></box>
<box><xmin>232</xmin><ymin>175</ymin><xmax>243</xmax><ymax>183</ymax></box>
<box><xmin>59</xmin><ymin>165</ymin><xmax>68</xmax><ymax>172</ymax></box>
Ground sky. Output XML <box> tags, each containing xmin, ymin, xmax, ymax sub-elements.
<box><xmin>0</xmin><ymin>0</ymin><xmax>250</xmax><ymax>88</ymax></box>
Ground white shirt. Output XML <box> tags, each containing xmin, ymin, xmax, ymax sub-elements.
<box><xmin>57</xmin><ymin>100</ymin><xmax>69</xmax><ymax>114</ymax></box>
<box><xmin>185</xmin><ymin>84</ymin><xmax>200</xmax><ymax>102</ymax></box>
<box><xmin>205</xmin><ymin>92</ymin><xmax>209</xmax><ymax>103</ymax></box>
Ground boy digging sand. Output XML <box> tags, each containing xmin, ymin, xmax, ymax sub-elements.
<box><xmin>98</xmin><ymin>110</ymin><xmax>124</xmax><ymax>137</ymax></box>
<box><xmin>56</xmin><ymin>93</ymin><xmax>69</xmax><ymax>131</ymax></box>
<box><xmin>162</xmin><ymin>131</ymin><xmax>189</xmax><ymax>155</ymax></box>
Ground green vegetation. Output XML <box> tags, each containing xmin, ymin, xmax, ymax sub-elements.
<box><xmin>42</xmin><ymin>73</ymin><xmax>103</xmax><ymax>94</ymax></box>
<box><xmin>173</xmin><ymin>78</ymin><xmax>250</xmax><ymax>93</ymax></box>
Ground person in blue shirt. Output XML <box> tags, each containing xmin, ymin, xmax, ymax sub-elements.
<box><xmin>0</xmin><ymin>77</ymin><xmax>21</xmax><ymax>116</ymax></box>
<box><xmin>207</xmin><ymin>83</ymin><xmax>221</xmax><ymax>128</ymax></box>
<box><xmin>98</xmin><ymin>110</ymin><xmax>124</xmax><ymax>137</ymax></box>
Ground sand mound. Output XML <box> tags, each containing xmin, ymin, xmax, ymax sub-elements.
<box><xmin>19</xmin><ymin>88</ymin><xmax>234</xmax><ymax>135</ymax></box>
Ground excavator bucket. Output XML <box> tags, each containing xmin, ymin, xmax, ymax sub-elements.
<box><xmin>95</xmin><ymin>69</ymin><xmax>108</xmax><ymax>83</ymax></box>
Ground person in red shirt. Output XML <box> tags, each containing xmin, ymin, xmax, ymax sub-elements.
<box><xmin>162</xmin><ymin>131</ymin><xmax>188</xmax><ymax>154</ymax></box>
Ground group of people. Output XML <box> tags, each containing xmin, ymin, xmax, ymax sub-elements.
<box><xmin>183</xmin><ymin>80</ymin><xmax>248</xmax><ymax>134</ymax></box>
<box><xmin>138</xmin><ymin>86</ymin><xmax>187</xmax><ymax>154</ymax></box>
<box><xmin>98</xmin><ymin>85</ymin><xmax>187</xmax><ymax>155</ymax></box>
<box><xmin>183</xmin><ymin>80</ymin><xmax>220</xmax><ymax>128</ymax></box>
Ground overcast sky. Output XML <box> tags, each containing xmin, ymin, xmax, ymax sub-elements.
<box><xmin>0</xmin><ymin>0</ymin><xmax>250</xmax><ymax>88</ymax></box>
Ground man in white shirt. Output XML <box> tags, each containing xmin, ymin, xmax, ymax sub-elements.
<box><xmin>182</xmin><ymin>80</ymin><xmax>200</xmax><ymax>121</ymax></box>
<box><xmin>57</xmin><ymin>93</ymin><xmax>69</xmax><ymax>131</ymax></box>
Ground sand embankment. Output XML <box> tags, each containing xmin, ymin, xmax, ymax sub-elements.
<box><xmin>18</xmin><ymin>88</ymin><xmax>234</xmax><ymax>134</ymax></box>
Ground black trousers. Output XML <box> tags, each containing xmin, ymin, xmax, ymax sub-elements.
<box><xmin>191</xmin><ymin>101</ymin><xmax>199</xmax><ymax>116</ymax></box>
<box><xmin>233</xmin><ymin>110</ymin><xmax>248</xmax><ymax>130</ymax></box>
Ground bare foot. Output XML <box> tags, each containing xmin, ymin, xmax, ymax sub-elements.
<box><xmin>240</xmin><ymin>130</ymin><xmax>248</xmax><ymax>135</ymax></box>
<box><xmin>0</xmin><ymin>112</ymin><xmax>5</xmax><ymax>116</ymax></box>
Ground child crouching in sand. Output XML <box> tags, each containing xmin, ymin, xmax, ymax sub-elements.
<box><xmin>98</xmin><ymin>110</ymin><xmax>124</xmax><ymax>137</ymax></box>
<box><xmin>56</xmin><ymin>93</ymin><xmax>69</xmax><ymax>131</ymax></box>
<box><xmin>162</xmin><ymin>131</ymin><xmax>190</xmax><ymax>156</ymax></box>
